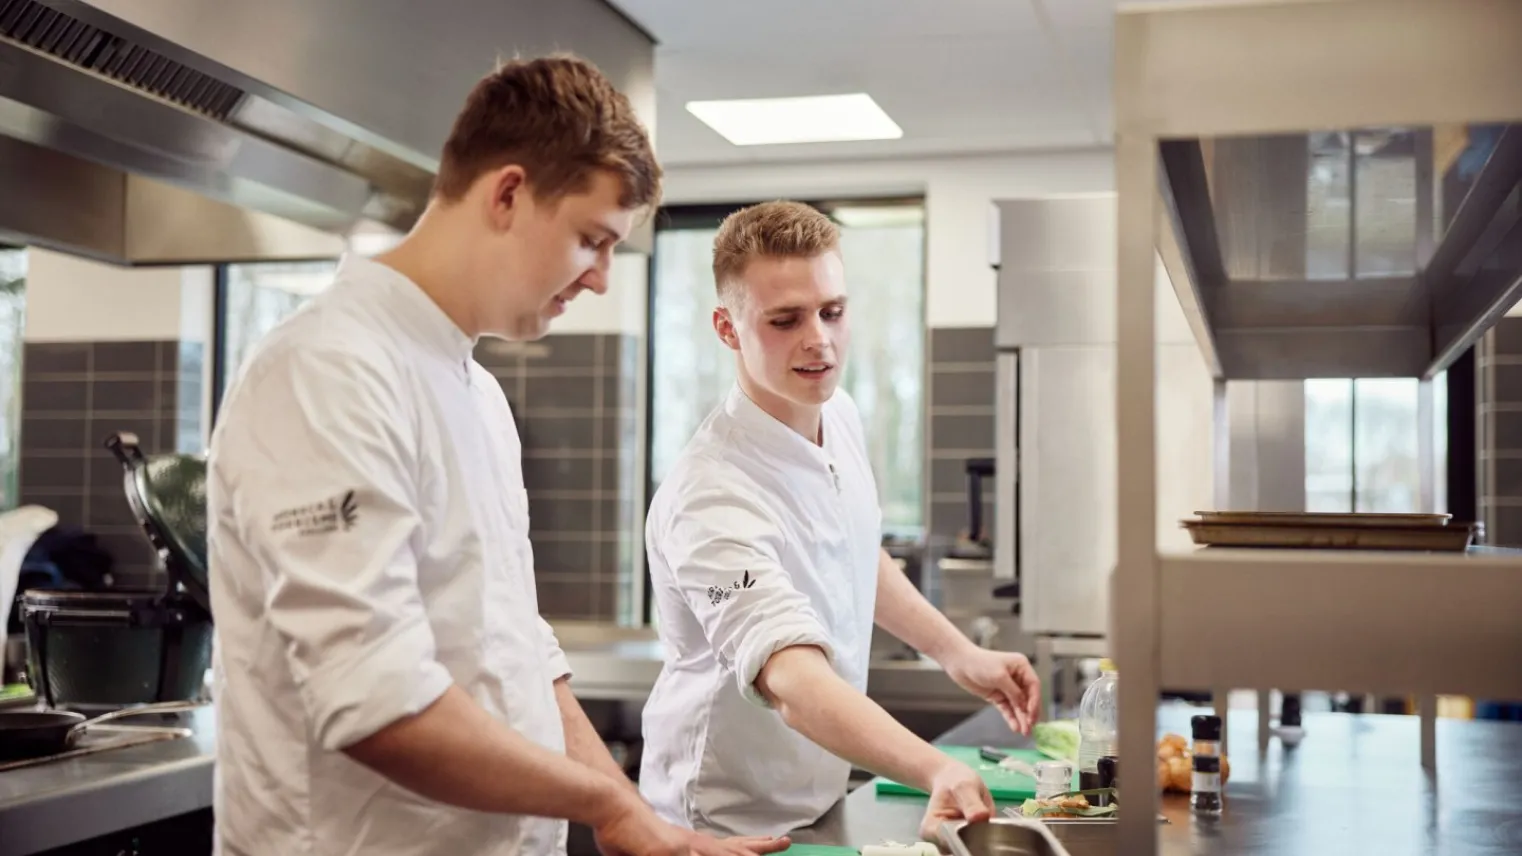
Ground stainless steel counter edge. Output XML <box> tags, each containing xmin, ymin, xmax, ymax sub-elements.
<box><xmin>0</xmin><ymin>707</ymin><xmax>217</xmax><ymax>856</ymax></box>
<box><xmin>561</xmin><ymin>636</ymin><xmax>980</xmax><ymax>710</ymax></box>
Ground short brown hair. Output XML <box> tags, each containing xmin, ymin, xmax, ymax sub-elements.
<box><xmin>712</xmin><ymin>201</ymin><xmax>839</xmax><ymax>305</ymax></box>
<box><xmin>433</xmin><ymin>54</ymin><xmax>661</xmax><ymax>210</ymax></box>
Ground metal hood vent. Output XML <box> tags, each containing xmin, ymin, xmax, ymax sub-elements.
<box><xmin>0</xmin><ymin>0</ymin><xmax>656</xmax><ymax>264</ymax></box>
<box><xmin>0</xmin><ymin>0</ymin><xmax>243</xmax><ymax>119</ymax></box>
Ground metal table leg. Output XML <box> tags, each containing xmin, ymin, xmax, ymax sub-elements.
<box><xmin>1035</xmin><ymin>636</ymin><xmax>1056</xmax><ymax>721</ymax></box>
<box><xmin>1420</xmin><ymin>695</ymin><xmax>1437</xmax><ymax>772</ymax></box>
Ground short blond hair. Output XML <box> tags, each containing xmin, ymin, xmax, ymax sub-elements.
<box><xmin>712</xmin><ymin>201</ymin><xmax>839</xmax><ymax>305</ymax></box>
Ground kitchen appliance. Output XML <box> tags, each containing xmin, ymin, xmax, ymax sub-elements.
<box><xmin>19</xmin><ymin>433</ymin><xmax>213</xmax><ymax>711</ymax></box>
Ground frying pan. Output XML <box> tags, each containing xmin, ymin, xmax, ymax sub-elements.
<box><xmin>0</xmin><ymin>700</ymin><xmax>200</xmax><ymax>761</ymax></box>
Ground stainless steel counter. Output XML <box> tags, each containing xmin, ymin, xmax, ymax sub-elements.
<box><xmin>6</xmin><ymin>691</ymin><xmax>1521</xmax><ymax>856</ymax></box>
<box><xmin>795</xmin><ymin>704</ymin><xmax>1522</xmax><ymax>855</ymax></box>
<box><xmin>0</xmin><ymin>707</ymin><xmax>215</xmax><ymax>856</ymax></box>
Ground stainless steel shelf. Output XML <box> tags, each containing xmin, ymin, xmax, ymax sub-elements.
<box><xmin>1156</xmin><ymin>548</ymin><xmax>1522</xmax><ymax>698</ymax></box>
<box><xmin>1113</xmin><ymin>1</ymin><xmax>1522</xmax><ymax>854</ymax></box>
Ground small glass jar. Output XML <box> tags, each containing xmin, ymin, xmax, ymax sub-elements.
<box><xmin>1034</xmin><ymin>759</ymin><xmax>1075</xmax><ymax>800</ymax></box>
<box><xmin>1190</xmin><ymin>714</ymin><xmax>1224</xmax><ymax>815</ymax></box>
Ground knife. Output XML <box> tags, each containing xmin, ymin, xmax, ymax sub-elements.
<box><xmin>978</xmin><ymin>746</ymin><xmax>1036</xmax><ymax>777</ymax></box>
<box><xmin>978</xmin><ymin>746</ymin><xmax>1009</xmax><ymax>763</ymax></box>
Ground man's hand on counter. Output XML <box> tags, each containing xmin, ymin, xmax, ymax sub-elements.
<box><xmin>594</xmin><ymin>807</ymin><xmax>791</xmax><ymax>856</ymax></box>
<box><xmin>919</xmin><ymin>759</ymin><xmax>994</xmax><ymax>842</ymax></box>
<box><xmin>941</xmin><ymin>647</ymin><xmax>1042</xmax><ymax>736</ymax></box>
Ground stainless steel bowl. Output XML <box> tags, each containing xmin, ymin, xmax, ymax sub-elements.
<box><xmin>939</xmin><ymin>818</ymin><xmax>1073</xmax><ymax>856</ymax></box>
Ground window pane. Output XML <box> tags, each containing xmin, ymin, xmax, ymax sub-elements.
<box><xmin>1433</xmin><ymin>371</ymin><xmax>1448</xmax><ymax>514</ymax></box>
<box><xmin>220</xmin><ymin>261</ymin><xmax>337</xmax><ymax>393</ymax></box>
<box><xmin>1353</xmin><ymin>378</ymin><xmax>1420</xmax><ymax>512</ymax></box>
<box><xmin>1304</xmin><ymin>379</ymin><xmax>1353</xmax><ymax>511</ymax></box>
<box><xmin>836</xmin><ymin>217</ymin><xmax>924</xmax><ymax>536</ymax></box>
<box><xmin>0</xmin><ymin>248</ymin><xmax>24</xmax><ymax>509</ymax></box>
<box><xmin>648</xmin><ymin>228</ymin><xmax>733</xmax><ymax>490</ymax></box>
<box><xmin>647</xmin><ymin>204</ymin><xmax>926</xmax><ymax>538</ymax></box>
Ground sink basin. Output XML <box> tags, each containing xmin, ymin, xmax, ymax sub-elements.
<box><xmin>938</xmin><ymin>818</ymin><xmax>1072</xmax><ymax>856</ymax></box>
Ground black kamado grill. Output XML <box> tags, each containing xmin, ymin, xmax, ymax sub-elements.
<box><xmin>16</xmin><ymin>432</ymin><xmax>212</xmax><ymax>714</ymax></box>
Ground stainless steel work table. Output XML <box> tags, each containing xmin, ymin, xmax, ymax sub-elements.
<box><xmin>793</xmin><ymin>704</ymin><xmax>1522</xmax><ymax>855</ymax></box>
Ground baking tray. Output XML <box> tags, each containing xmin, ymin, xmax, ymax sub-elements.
<box><xmin>1192</xmin><ymin>510</ymin><xmax>1452</xmax><ymax>528</ymax></box>
<box><xmin>1181</xmin><ymin>518</ymin><xmax>1479</xmax><ymax>551</ymax></box>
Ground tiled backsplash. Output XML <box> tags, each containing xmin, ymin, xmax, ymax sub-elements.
<box><xmin>475</xmin><ymin>333</ymin><xmax>643</xmax><ymax>623</ymax></box>
<box><xmin>19</xmin><ymin>340</ymin><xmax>204</xmax><ymax>588</ymax></box>
<box><xmin>925</xmin><ymin>327</ymin><xmax>997</xmax><ymax>550</ymax></box>
<box><xmin>1480</xmin><ymin>318</ymin><xmax>1522</xmax><ymax>545</ymax></box>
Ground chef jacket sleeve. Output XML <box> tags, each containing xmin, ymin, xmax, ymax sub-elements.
<box><xmin>538</xmin><ymin>617</ymin><xmax>573</xmax><ymax>682</ymax></box>
<box><xmin>660</xmin><ymin>478</ymin><xmax>835</xmax><ymax>708</ymax></box>
<box><xmin>218</xmin><ymin>347</ymin><xmax>452</xmax><ymax>752</ymax></box>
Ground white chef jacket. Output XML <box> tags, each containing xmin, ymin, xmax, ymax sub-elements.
<box><xmin>639</xmin><ymin>385</ymin><xmax>884</xmax><ymax>837</ymax></box>
<box><xmin>207</xmin><ymin>254</ymin><xmax>572</xmax><ymax>856</ymax></box>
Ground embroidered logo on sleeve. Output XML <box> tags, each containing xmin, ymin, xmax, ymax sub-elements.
<box><xmin>707</xmin><ymin>570</ymin><xmax>757</xmax><ymax>606</ymax></box>
<box><xmin>272</xmin><ymin>490</ymin><xmax>359</xmax><ymax>537</ymax></box>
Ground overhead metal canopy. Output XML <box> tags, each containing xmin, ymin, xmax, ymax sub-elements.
<box><xmin>1158</xmin><ymin>122</ymin><xmax>1522</xmax><ymax>380</ymax></box>
<box><xmin>0</xmin><ymin>0</ymin><xmax>656</xmax><ymax>264</ymax></box>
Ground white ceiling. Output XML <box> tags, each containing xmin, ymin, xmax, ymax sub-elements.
<box><xmin>608</xmin><ymin>0</ymin><xmax>1132</xmax><ymax>167</ymax></box>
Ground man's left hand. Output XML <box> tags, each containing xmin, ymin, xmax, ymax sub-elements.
<box><xmin>943</xmin><ymin>647</ymin><xmax>1042</xmax><ymax>735</ymax></box>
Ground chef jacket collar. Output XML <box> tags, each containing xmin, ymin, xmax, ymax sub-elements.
<box><xmin>723</xmin><ymin>384</ymin><xmax>836</xmax><ymax>468</ymax></box>
<box><xmin>337</xmin><ymin>253</ymin><xmax>477</xmax><ymax>374</ymax></box>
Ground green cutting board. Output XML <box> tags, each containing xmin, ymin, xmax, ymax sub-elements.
<box><xmin>778</xmin><ymin>846</ymin><xmax>859</xmax><ymax>856</ymax></box>
<box><xmin>872</xmin><ymin>746</ymin><xmax>1079</xmax><ymax>802</ymax></box>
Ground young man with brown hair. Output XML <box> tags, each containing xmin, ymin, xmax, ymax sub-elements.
<box><xmin>207</xmin><ymin>56</ymin><xmax>786</xmax><ymax>856</ymax></box>
<box><xmin>640</xmin><ymin>201</ymin><xmax>1042</xmax><ymax>841</ymax></box>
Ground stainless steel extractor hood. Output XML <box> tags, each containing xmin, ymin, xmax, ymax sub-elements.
<box><xmin>1158</xmin><ymin>123</ymin><xmax>1522</xmax><ymax>380</ymax></box>
<box><xmin>0</xmin><ymin>0</ymin><xmax>656</xmax><ymax>264</ymax></box>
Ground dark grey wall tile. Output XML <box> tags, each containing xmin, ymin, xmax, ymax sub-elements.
<box><xmin>24</xmin><ymin>379</ymin><xmax>88</xmax><ymax>412</ymax></box>
<box><xmin>538</xmin><ymin>578</ymin><xmax>613</xmax><ymax>621</ymax></box>
<box><xmin>20</xmin><ymin>455</ymin><xmax>86</xmax><ymax>490</ymax></box>
<box><xmin>527</xmin><ymin>496</ymin><xmax>602</xmax><ymax>534</ymax></box>
<box><xmin>520</xmin><ymin>414</ymin><xmax>599</xmax><ymax>451</ymax></box>
<box><xmin>534</xmin><ymin>539</ymin><xmax>604</xmax><ymax>576</ymax></box>
<box><xmin>1493</xmin><ymin>458</ymin><xmax>1522</xmax><ymax>496</ymax></box>
<box><xmin>91</xmin><ymin>379</ymin><xmax>159</xmax><ymax>413</ymax></box>
<box><xmin>526</xmin><ymin>335</ymin><xmax>602</xmax><ymax>369</ymax></box>
<box><xmin>930</xmin><ymin>327</ymin><xmax>995</xmax><ymax>364</ymax></box>
<box><xmin>522</xmin><ymin>373</ymin><xmax>599</xmax><ymax>409</ymax></box>
<box><xmin>1487</xmin><ymin>505</ymin><xmax>1522</xmax><ymax>546</ymax></box>
<box><xmin>523</xmin><ymin>455</ymin><xmax>599</xmax><ymax>492</ymax></box>
<box><xmin>93</xmin><ymin>341</ymin><xmax>159</xmax><ymax>373</ymax></box>
<box><xmin>1495</xmin><ymin>411</ymin><xmax>1522</xmax><ymax>447</ymax></box>
<box><xmin>1491</xmin><ymin>318</ymin><xmax>1522</xmax><ymax>357</ymax></box>
<box><xmin>929</xmin><ymin>370</ymin><xmax>995</xmax><ymax>408</ymax></box>
<box><xmin>24</xmin><ymin>343</ymin><xmax>90</xmax><ymax>374</ymax></box>
<box><xmin>21</xmin><ymin>416</ymin><xmax>87</xmax><ymax>452</ymax></box>
<box><xmin>930</xmin><ymin>413</ymin><xmax>995</xmax><ymax>451</ymax></box>
<box><xmin>1491</xmin><ymin>363</ymin><xmax>1522</xmax><ymax>404</ymax></box>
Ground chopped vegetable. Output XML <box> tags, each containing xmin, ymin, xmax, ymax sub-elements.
<box><xmin>1032</xmin><ymin>719</ymin><xmax>1081</xmax><ymax>762</ymax></box>
<box><xmin>1019</xmin><ymin>788</ymin><xmax>1119</xmax><ymax>819</ymax></box>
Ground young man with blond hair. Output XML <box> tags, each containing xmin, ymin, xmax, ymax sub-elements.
<box><xmin>208</xmin><ymin>56</ymin><xmax>786</xmax><ymax>856</ymax></box>
<box><xmin>639</xmin><ymin>201</ymin><xmax>1043</xmax><ymax>841</ymax></box>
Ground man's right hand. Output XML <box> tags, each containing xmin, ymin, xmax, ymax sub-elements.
<box><xmin>917</xmin><ymin>759</ymin><xmax>993</xmax><ymax>841</ymax></box>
